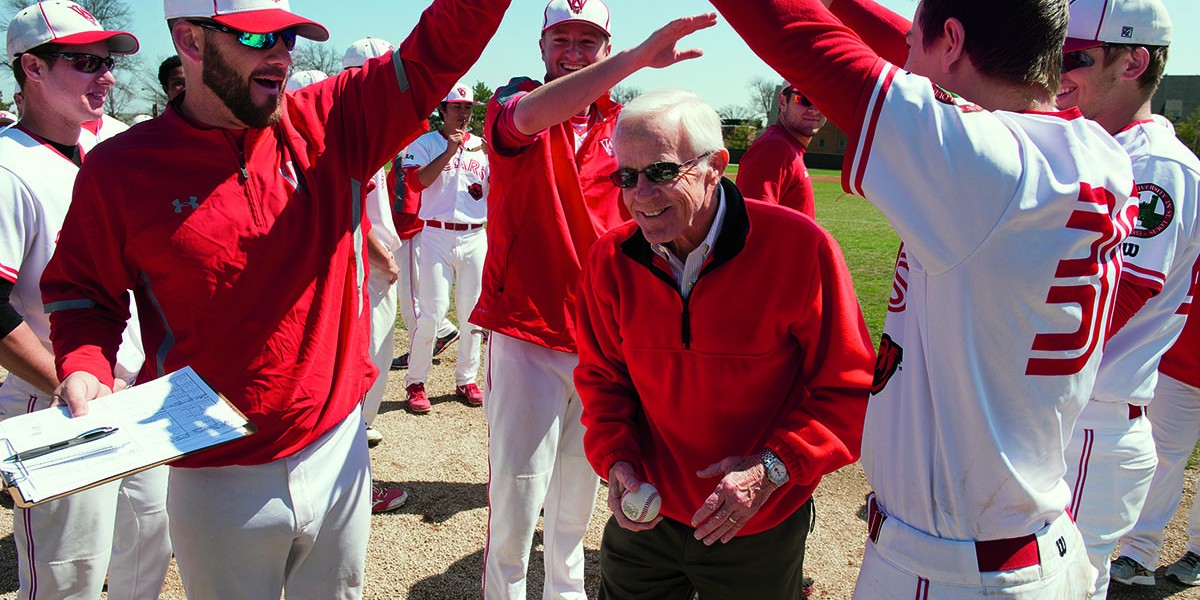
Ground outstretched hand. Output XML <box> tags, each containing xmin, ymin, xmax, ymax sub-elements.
<box><xmin>632</xmin><ymin>13</ymin><xmax>718</xmax><ymax>70</ymax></box>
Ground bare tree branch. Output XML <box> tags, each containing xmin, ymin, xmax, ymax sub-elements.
<box><xmin>610</xmin><ymin>84</ymin><xmax>641</xmax><ymax>105</ymax></box>
<box><xmin>291</xmin><ymin>41</ymin><xmax>341</xmax><ymax>77</ymax></box>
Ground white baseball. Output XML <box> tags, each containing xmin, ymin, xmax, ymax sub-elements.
<box><xmin>620</xmin><ymin>483</ymin><xmax>661</xmax><ymax>523</ymax></box>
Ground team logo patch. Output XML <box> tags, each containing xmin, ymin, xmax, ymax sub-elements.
<box><xmin>931</xmin><ymin>84</ymin><xmax>983</xmax><ymax>113</ymax></box>
<box><xmin>1131</xmin><ymin>183</ymin><xmax>1174</xmax><ymax>238</ymax></box>
<box><xmin>458</xmin><ymin>87</ymin><xmax>468</xmax><ymax>97</ymax></box>
<box><xmin>1122</xmin><ymin>26</ymin><xmax>1135</xmax><ymax>39</ymax></box>
<box><xmin>468</xmin><ymin>183</ymin><xmax>483</xmax><ymax>201</ymax></box>
<box><xmin>599</xmin><ymin>138</ymin><xmax>615</xmax><ymax>157</ymax></box>
<box><xmin>568</xmin><ymin>0</ymin><xmax>587</xmax><ymax>14</ymax></box>
<box><xmin>871</xmin><ymin>334</ymin><xmax>903</xmax><ymax>395</ymax></box>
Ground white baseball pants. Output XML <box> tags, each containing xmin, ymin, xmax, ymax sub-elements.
<box><xmin>482</xmin><ymin>333</ymin><xmax>600</xmax><ymax>600</ymax></box>
<box><xmin>0</xmin><ymin>388</ymin><xmax>171</xmax><ymax>600</ymax></box>
<box><xmin>407</xmin><ymin>226</ymin><xmax>486</xmax><ymax>387</ymax></box>
<box><xmin>166</xmin><ymin>410</ymin><xmax>371</xmax><ymax>600</ymax></box>
<box><xmin>396</xmin><ymin>234</ymin><xmax>456</xmax><ymax>350</ymax></box>
<box><xmin>363</xmin><ymin>266</ymin><xmax>398</xmax><ymax>425</ymax></box>
<box><xmin>854</xmin><ymin>498</ymin><xmax>1094</xmax><ymax>599</ymax></box>
<box><xmin>1065</xmin><ymin>399</ymin><xmax>1158</xmax><ymax>599</ymax></box>
<box><xmin>1119</xmin><ymin>374</ymin><xmax>1200</xmax><ymax>568</ymax></box>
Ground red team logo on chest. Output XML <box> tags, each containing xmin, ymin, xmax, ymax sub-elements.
<box><xmin>469</xmin><ymin>182</ymin><xmax>483</xmax><ymax>201</ymax></box>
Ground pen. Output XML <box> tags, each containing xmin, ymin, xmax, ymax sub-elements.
<box><xmin>4</xmin><ymin>427</ymin><xmax>120</xmax><ymax>463</ymax></box>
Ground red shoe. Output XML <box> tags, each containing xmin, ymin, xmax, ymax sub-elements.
<box><xmin>371</xmin><ymin>484</ymin><xmax>408</xmax><ymax>513</ymax></box>
<box><xmin>406</xmin><ymin>382</ymin><xmax>430</xmax><ymax>413</ymax></box>
<box><xmin>455</xmin><ymin>383</ymin><xmax>484</xmax><ymax>406</ymax></box>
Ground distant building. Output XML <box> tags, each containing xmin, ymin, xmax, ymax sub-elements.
<box><xmin>1152</xmin><ymin>75</ymin><xmax>1200</xmax><ymax>121</ymax></box>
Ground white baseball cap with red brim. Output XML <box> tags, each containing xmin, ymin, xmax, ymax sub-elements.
<box><xmin>443</xmin><ymin>82</ymin><xmax>474</xmax><ymax>104</ymax></box>
<box><xmin>1064</xmin><ymin>0</ymin><xmax>1171</xmax><ymax>53</ymax></box>
<box><xmin>163</xmin><ymin>0</ymin><xmax>329</xmax><ymax>42</ymax></box>
<box><xmin>7</xmin><ymin>1</ymin><xmax>139</xmax><ymax>62</ymax></box>
<box><xmin>542</xmin><ymin>0</ymin><xmax>610</xmax><ymax>37</ymax></box>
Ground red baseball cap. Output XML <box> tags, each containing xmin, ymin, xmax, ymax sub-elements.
<box><xmin>164</xmin><ymin>0</ymin><xmax>328</xmax><ymax>41</ymax></box>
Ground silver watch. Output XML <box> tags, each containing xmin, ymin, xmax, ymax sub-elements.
<box><xmin>760</xmin><ymin>449</ymin><xmax>789</xmax><ymax>486</ymax></box>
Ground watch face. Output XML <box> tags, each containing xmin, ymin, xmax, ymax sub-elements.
<box><xmin>769</xmin><ymin>463</ymin><xmax>787</xmax><ymax>481</ymax></box>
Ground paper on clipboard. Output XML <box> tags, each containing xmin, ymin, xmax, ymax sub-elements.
<box><xmin>0</xmin><ymin>367</ymin><xmax>254</xmax><ymax>507</ymax></box>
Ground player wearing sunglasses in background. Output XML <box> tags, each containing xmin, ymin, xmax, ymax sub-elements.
<box><xmin>470</xmin><ymin>1</ymin><xmax>715</xmax><ymax>597</ymax></box>
<box><xmin>736</xmin><ymin>83</ymin><xmax>828</xmax><ymax>218</ymax></box>
<box><xmin>38</xmin><ymin>0</ymin><xmax>510</xmax><ymax>597</ymax></box>
<box><xmin>575</xmin><ymin>88</ymin><xmax>873</xmax><ymax>599</ymax></box>
<box><xmin>0</xmin><ymin>2</ymin><xmax>174</xmax><ymax>599</ymax></box>
<box><xmin>1052</xmin><ymin>1</ymin><xmax>1200</xmax><ymax>596</ymax></box>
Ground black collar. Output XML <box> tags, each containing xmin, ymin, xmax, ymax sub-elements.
<box><xmin>620</xmin><ymin>177</ymin><xmax>750</xmax><ymax>274</ymax></box>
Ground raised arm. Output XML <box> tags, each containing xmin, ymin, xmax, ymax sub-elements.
<box><xmin>825</xmin><ymin>0</ymin><xmax>911</xmax><ymax>66</ymax></box>
<box><xmin>707</xmin><ymin>0</ymin><xmax>883</xmax><ymax>141</ymax></box>
<box><xmin>511</xmin><ymin>13</ymin><xmax>716</xmax><ymax>137</ymax></box>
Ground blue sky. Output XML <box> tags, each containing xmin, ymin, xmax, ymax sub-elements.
<box><xmin>60</xmin><ymin>0</ymin><xmax>1200</xmax><ymax>114</ymax></box>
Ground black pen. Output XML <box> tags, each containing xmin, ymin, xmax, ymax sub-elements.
<box><xmin>4</xmin><ymin>427</ymin><xmax>120</xmax><ymax>463</ymax></box>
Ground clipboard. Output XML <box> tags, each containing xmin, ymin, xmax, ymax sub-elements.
<box><xmin>0</xmin><ymin>367</ymin><xmax>256</xmax><ymax>507</ymax></box>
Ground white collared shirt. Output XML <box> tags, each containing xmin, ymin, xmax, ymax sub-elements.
<box><xmin>650</xmin><ymin>185</ymin><xmax>726</xmax><ymax>300</ymax></box>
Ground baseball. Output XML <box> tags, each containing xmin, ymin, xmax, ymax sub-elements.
<box><xmin>620</xmin><ymin>483</ymin><xmax>662</xmax><ymax>523</ymax></box>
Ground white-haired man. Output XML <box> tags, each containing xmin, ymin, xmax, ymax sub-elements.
<box><xmin>576</xmin><ymin>87</ymin><xmax>873</xmax><ymax>599</ymax></box>
<box><xmin>39</xmin><ymin>0</ymin><xmax>510</xmax><ymax>597</ymax></box>
<box><xmin>0</xmin><ymin>2</ymin><xmax>172</xmax><ymax>598</ymax></box>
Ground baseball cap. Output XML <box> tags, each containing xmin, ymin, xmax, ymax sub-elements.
<box><xmin>163</xmin><ymin>0</ymin><xmax>328</xmax><ymax>42</ymax></box>
<box><xmin>286</xmin><ymin>69</ymin><xmax>327</xmax><ymax>91</ymax></box>
<box><xmin>1064</xmin><ymin>0</ymin><xmax>1171</xmax><ymax>52</ymax></box>
<box><xmin>342</xmin><ymin>37</ymin><xmax>393</xmax><ymax>70</ymax></box>
<box><xmin>542</xmin><ymin>0</ymin><xmax>610</xmax><ymax>37</ymax></box>
<box><xmin>443</xmin><ymin>82</ymin><xmax>474</xmax><ymax>104</ymax></box>
<box><xmin>7</xmin><ymin>1</ymin><xmax>139</xmax><ymax>62</ymax></box>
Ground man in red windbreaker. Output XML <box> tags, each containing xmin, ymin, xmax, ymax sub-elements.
<box><xmin>470</xmin><ymin>1</ymin><xmax>715</xmax><ymax>597</ymax></box>
<box><xmin>575</xmin><ymin>88</ymin><xmax>874</xmax><ymax>599</ymax></box>
<box><xmin>39</xmin><ymin>0</ymin><xmax>509</xmax><ymax>596</ymax></box>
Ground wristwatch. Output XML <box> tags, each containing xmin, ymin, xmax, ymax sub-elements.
<box><xmin>760</xmin><ymin>448</ymin><xmax>789</xmax><ymax>486</ymax></box>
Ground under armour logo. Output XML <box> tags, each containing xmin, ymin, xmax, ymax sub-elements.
<box><xmin>66</xmin><ymin>4</ymin><xmax>99</xmax><ymax>25</ymax></box>
<box><xmin>1121</xmin><ymin>26</ymin><xmax>1135</xmax><ymax>38</ymax></box>
<box><xmin>567</xmin><ymin>0</ymin><xmax>586</xmax><ymax>14</ymax></box>
<box><xmin>172</xmin><ymin>196</ymin><xmax>199</xmax><ymax>213</ymax></box>
<box><xmin>1056</xmin><ymin>536</ymin><xmax>1067</xmax><ymax>557</ymax></box>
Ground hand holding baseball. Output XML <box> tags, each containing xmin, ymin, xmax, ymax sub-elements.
<box><xmin>607</xmin><ymin>461</ymin><xmax>662</xmax><ymax>531</ymax></box>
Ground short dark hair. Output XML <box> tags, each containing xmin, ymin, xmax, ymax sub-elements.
<box><xmin>10</xmin><ymin>42</ymin><xmax>63</xmax><ymax>91</ymax></box>
<box><xmin>1101</xmin><ymin>44</ymin><xmax>1168</xmax><ymax>95</ymax></box>
<box><xmin>158</xmin><ymin>55</ymin><xmax>183</xmax><ymax>93</ymax></box>
<box><xmin>919</xmin><ymin>0</ymin><xmax>1067</xmax><ymax>97</ymax></box>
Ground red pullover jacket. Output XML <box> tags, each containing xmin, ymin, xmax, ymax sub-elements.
<box><xmin>576</xmin><ymin>179</ymin><xmax>875</xmax><ymax>535</ymax></box>
<box><xmin>471</xmin><ymin>79</ymin><xmax>628</xmax><ymax>354</ymax></box>
<box><xmin>40</xmin><ymin>0</ymin><xmax>509</xmax><ymax>467</ymax></box>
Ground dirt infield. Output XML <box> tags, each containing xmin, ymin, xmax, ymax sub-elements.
<box><xmin>0</xmin><ymin>335</ymin><xmax>1198</xmax><ymax>598</ymax></box>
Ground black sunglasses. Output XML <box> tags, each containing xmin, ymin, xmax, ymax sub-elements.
<box><xmin>1061</xmin><ymin>50</ymin><xmax>1097</xmax><ymax>73</ymax></box>
<box><xmin>33</xmin><ymin>51</ymin><xmax>114</xmax><ymax>74</ymax></box>
<box><xmin>784</xmin><ymin>91</ymin><xmax>814</xmax><ymax>107</ymax></box>
<box><xmin>190</xmin><ymin>20</ymin><xmax>298</xmax><ymax>51</ymax></box>
<box><xmin>609</xmin><ymin>151</ymin><xmax>714</xmax><ymax>189</ymax></box>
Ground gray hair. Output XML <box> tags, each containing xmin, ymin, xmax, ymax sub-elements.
<box><xmin>614</xmin><ymin>88</ymin><xmax>724</xmax><ymax>157</ymax></box>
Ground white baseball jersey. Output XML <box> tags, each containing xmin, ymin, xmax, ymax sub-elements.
<box><xmin>1091</xmin><ymin>119</ymin><xmax>1200</xmax><ymax>405</ymax></box>
<box><xmin>402</xmin><ymin>130</ymin><xmax>488</xmax><ymax>224</ymax></box>
<box><xmin>0</xmin><ymin>127</ymin><xmax>143</xmax><ymax>395</ymax></box>
<box><xmin>854</xmin><ymin>70</ymin><xmax>1137</xmax><ymax>541</ymax></box>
